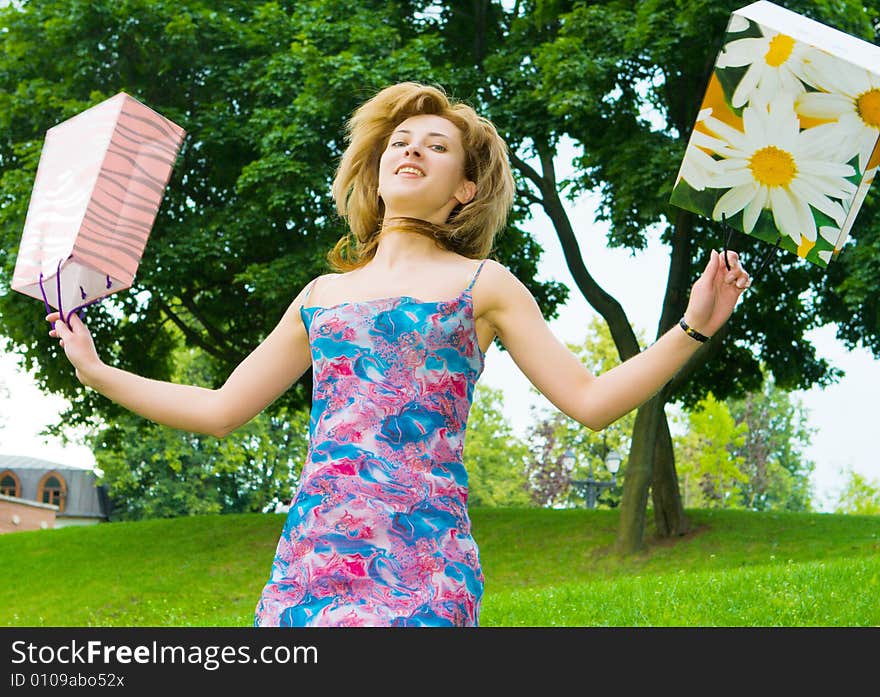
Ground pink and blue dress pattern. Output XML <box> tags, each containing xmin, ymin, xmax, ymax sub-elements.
<box><xmin>254</xmin><ymin>260</ymin><xmax>488</xmax><ymax>627</ymax></box>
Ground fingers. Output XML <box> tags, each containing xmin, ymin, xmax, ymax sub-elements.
<box><xmin>705</xmin><ymin>248</ymin><xmax>719</xmax><ymax>273</ymax></box>
<box><xmin>45</xmin><ymin>312</ymin><xmax>79</xmax><ymax>328</ymax></box>
<box><xmin>45</xmin><ymin>312</ymin><xmax>72</xmax><ymax>341</ymax></box>
<box><xmin>718</xmin><ymin>250</ymin><xmax>752</xmax><ymax>290</ymax></box>
<box><xmin>50</xmin><ymin>321</ymin><xmax>67</xmax><ymax>346</ymax></box>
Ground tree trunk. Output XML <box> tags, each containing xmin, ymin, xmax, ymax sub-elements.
<box><xmin>651</xmin><ymin>408</ymin><xmax>690</xmax><ymax>537</ymax></box>
<box><xmin>614</xmin><ymin>395</ymin><xmax>665</xmax><ymax>554</ymax></box>
<box><xmin>510</xmin><ymin>146</ymin><xmax>709</xmax><ymax>553</ymax></box>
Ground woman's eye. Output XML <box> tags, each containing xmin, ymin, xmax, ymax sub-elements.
<box><xmin>391</xmin><ymin>141</ymin><xmax>406</xmax><ymax>147</ymax></box>
<box><xmin>430</xmin><ymin>144</ymin><xmax>447</xmax><ymax>152</ymax></box>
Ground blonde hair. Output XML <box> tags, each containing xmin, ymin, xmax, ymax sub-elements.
<box><xmin>328</xmin><ymin>82</ymin><xmax>515</xmax><ymax>271</ymax></box>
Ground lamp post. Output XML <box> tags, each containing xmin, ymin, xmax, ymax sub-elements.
<box><xmin>567</xmin><ymin>432</ymin><xmax>623</xmax><ymax>509</ymax></box>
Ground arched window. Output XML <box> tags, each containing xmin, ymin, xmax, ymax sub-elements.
<box><xmin>0</xmin><ymin>470</ymin><xmax>20</xmax><ymax>498</ymax></box>
<box><xmin>37</xmin><ymin>472</ymin><xmax>67</xmax><ymax>512</ymax></box>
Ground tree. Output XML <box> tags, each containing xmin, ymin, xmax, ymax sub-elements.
<box><xmin>3</xmin><ymin>0</ymin><xmax>879</xmax><ymax>554</ymax></box>
<box><xmin>834</xmin><ymin>468</ymin><xmax>880</xmax><ymax>515</ymax></box>
<box><xmin>523</xmin><ymin>409</ymin><xmax>579</xmax><ymax>508</ymax></box>
<box><xmin>0</xmin><ymin>0</ymin><xmax>570</xmax><ymax>434</ymax></box>
<box><xmin>728</xmin><ymin>373</ymin><xmax>816</xmax><ymax>511</ymax></box>
<box><xmin>462</xmin><ymin>383</ymin><xmax>532</xmax><ymax>508</ymax></box>
<box><xmin>524</xmin><ymin>317</ymin><xmax>636</xmax><ymax>508</ymax></box>
<box><xmin>673</xmin><ymin>392</ymin><xmax>748</xmax><ymax>509</ymax></box>
<box><xmin>474</xmin><ymin>0</ymin><xmax>879</xmax><ymax>550</ymax></box>
<box><xmin>90</xmin><ymin>345</ymin><xmax>309</xmax><ymax>520</ymax></box>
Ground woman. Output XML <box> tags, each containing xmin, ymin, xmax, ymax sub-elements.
<box><xmin>46</xmin><ymin>82</ymin><xmax>751</xmax><ymax>627</ymax></box>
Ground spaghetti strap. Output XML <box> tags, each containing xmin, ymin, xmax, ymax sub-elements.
<box><xmin>303</xmin><ymin>277</ymin><xmax>319</xmax><ymax>302</ymax></box>
<box><xmin>466</xmin><ymin>259</ymin><xmax>488</xmax><ymax>292</ymax></box>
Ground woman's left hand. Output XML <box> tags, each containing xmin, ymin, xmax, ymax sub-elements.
<box><xmin>683</xmin><ymin>248</ymin><xmax>751</xmax><ymax>338</ymax></box>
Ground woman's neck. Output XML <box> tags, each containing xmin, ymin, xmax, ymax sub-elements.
<box><xmin>369</xmin><ymin>223</ymin><xmax>445</xmax><ymax>272</ymax></box>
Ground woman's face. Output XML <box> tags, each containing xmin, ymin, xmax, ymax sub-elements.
<box><xmin>377</xmin><ymin>114</ymin><xmax>476</xmax><ymax>224</ymax></box>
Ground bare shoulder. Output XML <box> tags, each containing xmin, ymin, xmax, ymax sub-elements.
<box><xmin>475</xmin><ymin>259</ymin><xmax>537</xmax><ymax>336</ymax></box>
<box><xmin>480</xmin><ymin>259</ymin><xmax>531</xmax><ymax>309</ymax></box>
<box><xmin>299</xmin><ymin>272</ymin><xmax>344</xmax><ymax>308</ymax></box>
<box><xmin>311</xmin><ymin>271</ymin><xmax>345</xmax><ymax>288</ymax></box>
<box><xmin>478</xmin><ymin>258</ymin><xmax>521</xmax><ymax>292</ymax></box>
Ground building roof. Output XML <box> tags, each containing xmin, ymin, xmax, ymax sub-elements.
<box><xmin>0</xmin><ymin>453</ymin><xmax>109</xmax><ymax>519</ymax></box>
<box><xmin>0</xmin><ymin>453</ymin><xmax>96</xmax><ymax>472</ymax></box>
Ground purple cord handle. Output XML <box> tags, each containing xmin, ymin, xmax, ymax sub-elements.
<box><xmin>38</xmin><ymin>272</ymin><xmax>52</xmax><ymax>316</ymax></box>
<box><xmin>38</xmin><ymin>258</ymin><xmax>114</xmax><ymax>327</ymax></box>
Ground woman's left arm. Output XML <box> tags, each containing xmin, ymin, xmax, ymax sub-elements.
<box><xmin>480</xmin><ymin>249</ymin><xmax>751</xmax><ymax>431</ymax></box>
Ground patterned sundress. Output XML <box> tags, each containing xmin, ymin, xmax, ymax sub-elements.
<box><xmin>253</xmin><ymin>259</ymin><xmax>488</xmax><ymax>627</ymax></box>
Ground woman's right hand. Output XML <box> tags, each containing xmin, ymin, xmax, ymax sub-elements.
<box><xmin>46</xmin><ymin>312</ymin><xmax>103</xmax><ymax>386</ymax></box>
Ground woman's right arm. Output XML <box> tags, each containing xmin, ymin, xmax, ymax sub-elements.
<box><xmin>47</xmin><ymin>279</ymin><xmax>316</xmax><ymax>438</ymax></box>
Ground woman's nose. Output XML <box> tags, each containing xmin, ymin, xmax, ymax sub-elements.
<box><xmin>404</xmin><ymin>143</ymin><xmax>422</xmax><ymax>157</ymax></box>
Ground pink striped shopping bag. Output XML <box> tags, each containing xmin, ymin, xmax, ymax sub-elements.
<box><xmin>11</xmin><ymin>92</ymin><xmax>185</xmax><ymax>325</ymax></box>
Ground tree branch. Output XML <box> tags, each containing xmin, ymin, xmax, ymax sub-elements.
<box><xmin>154</xmin><ymin>294</ymin><xmax>240</xmax><ymax>364</ymax></box>
<box><xmin>509</xmin><ymin>149</ymin><xmax>548</xmax><ymax>195</ymax></box>
<box><xmin>528</xmin><ymin>138</ymin><xmax>643</xmax><ymax>362</ymax></box>
<box><xmin>516</xmin><ymin>186</ymin><xmax>543</xmax><ymax>207</ymax></box>
<box><xmin>656</xmin><ymin>207</ymin><xmax>695</xmax><ymax>338</ymax></box>
<box><xmin>537</xmin><ymin>144</ymin><xmax>558</xmax><ymax>192</ymax></box>
<box><xmin>178</xmin><ymin>291</ymin><xmax>242</xmax><ymax>359</ymax></box>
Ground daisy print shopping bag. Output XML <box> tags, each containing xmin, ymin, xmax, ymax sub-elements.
<box><xmin>670</xmin><ymin>0</ymin><xmax>880</xmax><ymax>268</ymax></box>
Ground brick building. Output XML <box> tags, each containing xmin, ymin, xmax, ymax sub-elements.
<box><xmin>0</xmin><ymin>454</ymin><xmax>110</xmax><ymax>533</ymax></box>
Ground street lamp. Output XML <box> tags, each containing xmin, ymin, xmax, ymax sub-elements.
<box><xmin>562</xmin><ymin>449</ymin><xmax>576</xmax><ymax>473</ymax></box>
<box><xmin>605</xmin><ymin>449</ymin><xmax>622</xmax><ymax>484</ymax></box>
<box><xmin>567</xmin><ymin>433</ymin><xmax>623</xmax><ymax>509</ymax></box>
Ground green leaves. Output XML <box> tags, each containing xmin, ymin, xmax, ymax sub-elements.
<box><xmin>1</xmin><ymin>0</ymin><xmax>568</xmax><ymax>434</ymax></box>
<box><xmin>834</xmin><ymin>468</ymin><xmax>880</xmax><ymax>515</ymax></box>
<box><xmin>674</xmin><ymin>391</ymin><xmax>748</xmax><ymax>509</ymax></box>
<box><xmin>89</xmin><ymin>347</ymin><xmax>310</xmax><ymax>520</ymax></box>
<box><xmin>463</xmin><ymin>384</ymin><xmax>532</xmax><ymax>508</ymax></box>
<box><xmin>4</xmin><ymin>0</ymin><xmax>877</xmax><ymax>511</ymax></box>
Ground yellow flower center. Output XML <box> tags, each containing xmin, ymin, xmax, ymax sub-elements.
<box><xmin>856</xmin><ymin>88</ymin><xmax>880</xmax><ymax>128</ymax></box>
<box><xmin>764</xmin><ymin>34</ymin><xmax>795</xmax><ymax>67</ymax></box>
<box><xmin>797</xmin><ymin>236</ymin><xmax>814</xmax><ymax>258</ymax></box>
<box><xmin>749</xmin><ymin>146</ymin><xmax>797</xmax><ymax>187</ymax></box>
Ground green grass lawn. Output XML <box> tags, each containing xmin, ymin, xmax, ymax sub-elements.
<box><xmin>1</xmin><ymin>508</ymin><xmax>877</xmax><ymax>626</ymax></box>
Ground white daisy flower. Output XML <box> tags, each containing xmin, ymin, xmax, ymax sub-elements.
<box><xmin>716</xmin><ymin>27</ymin><xmax>816</xmax><ymax>109</ymax></box>
<box><xmin>702</xmin><ymin>96</ymin><xmax>858</xmax><ymax>248</ymax></box>
<box><xmin>817</xmin><ymin>249</ymin><xmax>834</xmax><ymax>264</ymax></box>
<box><xmin>819</xmin><ymin>224</ymin><xmax>841</xmax><ymax>243</ymax></box>
<box><xmin>678</xmin><ymin>108</ymin><xmax>727</xmax><ymax>191</ymax></box>
<box><xmin>818</xmin><ymin>223</ymin><xmax>854</xmax><ymax>265</ymax></box>
<box><xmin>727</xmin><ymin>15</ymin><xmax>750</xmax><ymax>34</ymax></box>
<box><xmin>795</xmin><ymin>48</ymin><xmax>880</xmax><ymax>174</ymax></box>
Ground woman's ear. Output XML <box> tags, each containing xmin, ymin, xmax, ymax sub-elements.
<box><xmin>455</xmin><ymin>180</ymin><xmax>477</xmax><ymax>205</ymax></box>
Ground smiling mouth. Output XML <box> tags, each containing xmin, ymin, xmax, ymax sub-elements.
<box><xmin>396</xmin><ymin>165</ymin><xmax>425</xmax><ymax>176</ymax></box>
